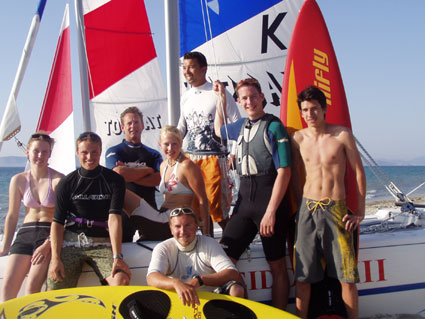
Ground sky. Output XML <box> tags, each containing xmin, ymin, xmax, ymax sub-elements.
<box><xmin>0</xmin><ymin>0</ymin><xmax>424</xmax><ymax>162</ymax></box>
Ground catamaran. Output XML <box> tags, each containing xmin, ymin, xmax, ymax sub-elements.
<box><xmin>0</xmin><ymin>0</ymin><xmax>424</xmax><ymax>317</ymax></box>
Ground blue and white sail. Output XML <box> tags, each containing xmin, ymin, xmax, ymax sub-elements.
<box><xmin>0</xmin><ymin>0</ymin><xmax>47</xmax><ymax>150</ymax></box>
<box><xmin>179</xmin><ymin>0</ymin><xmax>303</xmax><ymax>117</ymax></box>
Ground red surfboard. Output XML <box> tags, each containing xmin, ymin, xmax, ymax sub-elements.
<box><xmin>281</xmin><ymin>0</ymin><xmax>357</xmax><ymax>216</ymax></box>
<box><xmin>280</xmin><ymin>1</ymin><xmax>358</xmax><ymax>317</ymax></box>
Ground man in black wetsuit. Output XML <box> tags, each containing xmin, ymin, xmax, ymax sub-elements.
<box><xmin>48</xmin><ymin>132</ymin><xmax>131</xmax><ymax>289</ymax></box>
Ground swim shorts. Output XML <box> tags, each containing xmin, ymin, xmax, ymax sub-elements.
<box><xmin>220</xmin><ymin>174</ymin><xmax>288</xmax><ymax>261</ymax></box>
<box><xmin>190</xmin><ymin>154</ymin><xmax>232</xmax><ymax>223</ymax></box>
<box><xmin>47</xmin><ymin>231</ymin><xmax>114</xmax><ymax>290</ymax></box>
<box><xmin>295</xmin><ymin>198</ymin><xmax>359</xmax><ymax>283</ymax></box>
<box><xmin>10</xmin><ymin>222</ymin><xmax>51</xmax><ymax>255</ymax></box>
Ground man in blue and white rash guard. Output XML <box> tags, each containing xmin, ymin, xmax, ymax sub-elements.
<box><xmin>106</xmin><ymin>107</ymin><xmax>162</xmax><ymax>210</ymax></box>
<box><xmin>105</xmin><ymin>107</ymin><xmax>162</xmax><ymax>241</ymax></box>
<box><xmin>48</xmin><ymin>132</ymin><xmax>130</xmax><ymax>290</ymax></box>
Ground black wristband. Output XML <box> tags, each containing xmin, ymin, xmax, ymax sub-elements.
<box><xmin>193</xmin><ymin>275</ymin><xmax>204</xmax><ymax>286</ymax></box>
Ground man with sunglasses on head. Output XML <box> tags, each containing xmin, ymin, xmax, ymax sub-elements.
<box><xmin>48</xmin><ymin>132</ymin><xmax>131</xmax><ymax>290</ymax></box>
<box><xmin>147</xmin><ymin>207</ymin><xmax>245</xmax><ymax>308</ymax></box>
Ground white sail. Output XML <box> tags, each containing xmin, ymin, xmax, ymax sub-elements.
<box><xmin>0</xmin><ymin>0</ymin><xmax>47</xmax><ymax>151</ymax></box>
<box><xmin>179</xmin><ymin>0</ymin><xmax>303</xmax><ymax>117</ymax></box>
<box><xmin>79</xmin><ymin>0</ymin><xmax>168</xmax><ymax>164</ymax></box>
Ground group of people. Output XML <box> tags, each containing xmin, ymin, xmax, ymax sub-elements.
<box><xmin>0</xmin><ymin>51</ymin><xmax>365</xmax><ymax>319</ymax></box>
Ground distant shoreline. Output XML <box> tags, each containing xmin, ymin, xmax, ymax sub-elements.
<box><xmin>365</xmin><ymin>195</ymin><xmax>425</xmax><ymax>215</ymax></box>
<box><xmin>0</xmin><ymin>156</ymin><xmax>425</xmax><ymax>167</ymax></box>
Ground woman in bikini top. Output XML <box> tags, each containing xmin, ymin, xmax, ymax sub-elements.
<box><xmin>123</xmin><ymin>126</ymin><xmax>210</xmax><ymax>236</ymax></box>
<box><xmin>0</xmin><ymin>132</ymin><xmax>64</xmax><ymax>302</ymax></box>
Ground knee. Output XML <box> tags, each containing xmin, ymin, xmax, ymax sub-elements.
<box><xmin>110</xmin><ymin>273</ymin><xmax>130</xmax><ymax>286</ymax></box>
<box><xmin>296</xmin><ymin>281</ymin><xmax>310</xmax><ymax>290</ymax></box>
<box><xmin>340</xmin><ymin>281</ymin><xmax>357</xmax><ymax>292</ymax></box>
<box><xmin>117</xmin><ymin>276</ymin><xmax>130</xmax><ymax>286</ymax></box>
<box><xmin>229</xmin><ymin>284</ymin><xmax>246</xmax><ymax>299</ymax></box>
<box><xmin>25</xmin><ymin>282</ymin><xmax>43</xmax><ymax>295</ymax></box>
<box><xmin>268</xmin><ymin>258</ymin><xmax>288</xmax><ymax>276</ymax></box>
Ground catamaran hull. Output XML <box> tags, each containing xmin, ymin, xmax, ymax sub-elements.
<box><xmin>1</xmin><ymin>210</ymin><xmax>424</xmax><ymax>316</ymax></box>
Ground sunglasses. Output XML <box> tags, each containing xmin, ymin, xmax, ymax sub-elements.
<box><xmin>170</xmin><ymin>207</ymin><xmax>196</xmax><ymax>217</ymax></box>
<box><xmin>31</xmin><ymin>133</ymin><xmax>51</xmax><ymax>140</ymax></box>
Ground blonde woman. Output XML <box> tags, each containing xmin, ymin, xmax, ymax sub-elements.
<box><xmin>124</xmin><ymin>125</ymin><xmax>210</xmax><ymax>239</ymax></box>
<box><xmin>0</xmin><ymin>133</ymin><xmax>63</xmax><ymax>301</ymax></box>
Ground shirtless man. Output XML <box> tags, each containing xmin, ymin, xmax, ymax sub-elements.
<box><xmin>291</xmin><ymin>86</ymin><xmax>366</xmax><ymax>319</ymax></box>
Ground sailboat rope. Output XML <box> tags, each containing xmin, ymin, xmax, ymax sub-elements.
<box><xmin>14</xmin><ymin>136</ymin><xmax>27</xmax><ymax>154</ymax></box>
<box><xmin>199</xmin><ymin>0</ymin><xmax>209</xmax><ymax>55</ymax></box>
<box><xmin>75</xmin><ymin>12</ymin><xmax>96</xmax><ymax>100</ymax></box>
<box><xmin>200</xmin><ymin>0</ymin><xmax>235</xmax><ymax>173</ymax></box>
<box><xmin>355</xmin><ymin>136</ymin><xmax>409</xmax><ymax>202</ymax></box>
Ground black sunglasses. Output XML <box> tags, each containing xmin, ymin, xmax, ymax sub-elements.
<box><xmin>31</xmin><ymin>133</ymin><xmax>51</xmax><ymax>140</ymax></box>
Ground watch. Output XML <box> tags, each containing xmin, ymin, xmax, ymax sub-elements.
<box><xmin>113</xmin><ymin>253</ymin><xmax>124</xmax><ymax>260</ymax></box>
<box><xmin>193</xmin><ymin>275</ymin><xmax>204</xmax><ymax>286</ymax></box>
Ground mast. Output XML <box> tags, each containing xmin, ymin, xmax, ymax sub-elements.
<box><xmin>74</xmin><ymin>0</ymin><xmax>91</xmax><ymax>131</ymax></box>
<box><xmin>164</xmin><ymin>0</ymin><xmax>180</xmax><ymax>126</ymax></box>
<box><xmin>0</xmin><ymin>0</ymin><xmax>47</xmax><ymax>150</ymax></box>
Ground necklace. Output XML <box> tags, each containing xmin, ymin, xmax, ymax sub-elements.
<box><xmin>168</xmin><ymin>153</ymin><xmax>182</xmax><ymax>167</ymax></box>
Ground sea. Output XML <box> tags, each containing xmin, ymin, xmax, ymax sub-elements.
<box><xmin>1</xmin><ymin>166</ymin><xmax>425</xmax><ymax>227</ymax></box>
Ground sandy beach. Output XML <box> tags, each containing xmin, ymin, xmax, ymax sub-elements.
<box><xmin>365</xmin><ymin>195</ymin><xmax>425</xmax><ymax>215</ymax></box>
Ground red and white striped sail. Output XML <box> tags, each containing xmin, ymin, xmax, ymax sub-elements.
<box><xmin>81</xmin><ymin>0</ymin><xmax>167</xmax><ymax>164</ymax></box>
<box><xmin>37</xmin><ymin>4</ymin><xmax>75</xmax><ymax>174</ymax></box>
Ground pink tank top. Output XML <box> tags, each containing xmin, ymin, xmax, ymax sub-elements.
<box><xmin>22</xmin><ymin>168</ymin><xmax>55</xmax><ymax>209</ymax></box>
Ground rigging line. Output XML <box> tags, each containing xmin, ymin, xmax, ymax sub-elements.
<box><xmin>359</xmin><ymin>150</ymin><xmax>408</xmax><ymax>202</ymax></box>
<box><xmin>76</xmin><ymin>11</ymin><xmax>95</xmax><ymax>100</ymax></box>
<box><xmin>203</xmin><ymin>0</ymin><xmax>219</xmax><ymax>79</ymax></box>
<box><xmin>407</xmin><ymin>182</ymin><xmax>425</xmax><ymax>197</ymax></box>
<box><xmin>355</xmin><ymin>136</ymin><xmax>394</xmax><ymax>185</ymax></box>
<box><xmin>202</xmin><ymin>0</ymin><xmax>233</xmax><ymax>169</ymax></box>
<box><xmin>359</xmin><ymin>153</ymin><xmax>388</xmax><ymax>189</ymax></box>
<box><xmin>14</xmin><ymin>136</ymin><xmax>26</xmax><ymax>154</ymax></box>
<box><xmin>199</xmin><ymin>0</ymin><xmax>209</xmax><ymax>46</ymax></box>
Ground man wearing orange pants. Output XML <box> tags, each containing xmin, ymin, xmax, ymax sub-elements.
<box><xmin>177</xmin><ymin>51</ymin><xmax>241</xmax><ymax>230</ymax></box>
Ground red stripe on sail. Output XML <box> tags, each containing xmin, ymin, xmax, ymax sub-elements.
<box><xmin>84</xmin><ymin>0</ymin><xmax>157</xmax><ymax>99</ymax></box>
<box><xmin>37</xmin><ymin>26</ymin><xmax>72</xmax><ymax>133</ymax></box>
<box><xmin>280</xmin><ymin>0</ymin><xmax>358</xmax><ymax>214</ymax></box>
